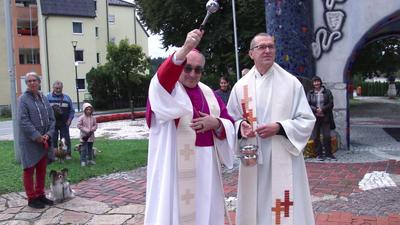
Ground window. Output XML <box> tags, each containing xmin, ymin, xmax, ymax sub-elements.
<box><xmin>108</xmin><ymin>15</ymin><xmax>115</xmax><ymax>24</ymax></box>
<box><xmin>94</xmin><ymin>0</ymin><xmax>97</xmax><ymax>10</ymax></box>
<box><xmin>74</xmin><ymin>50</ymin><xmax>84</xmax><ymax>62</ymax></box>
<box><xmin>72</xmin><ymin>22</ymin><xmax>82</xmax><ymax>34</ymax></box>
<box><xmin>95</xmin><ymin>27</ymin><xmax>99</xmax><ymax>37</ymax></box>
<box><xmin>19</xmin><ymin>48</ymin><xmax>40</xmax><ymax>64</ymax></box>
<box><xmin>96</xmin><ymin>53</ymin><xmax>100</xmax><ymax>64</ymax></box>
<box><xmin>77</xmin><ymin>79</ymin><xmax>85</xmax><ymax>90</ymax></box>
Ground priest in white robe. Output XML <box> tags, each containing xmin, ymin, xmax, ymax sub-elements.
<box><xmin>227</xmin><ymin>33</ymin><xmax>316</xmax><ymax>225</ymax></box>
<box><xmin>144</xmin><ymin>29</ymin><xmax>235</xmax><ymax>225</ymax></box>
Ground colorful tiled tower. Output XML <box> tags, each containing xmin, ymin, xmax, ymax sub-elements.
<box><xmin>265</xmin><ymin>0</ymin><xmax>314</xmax><ymax>78</ymax></box>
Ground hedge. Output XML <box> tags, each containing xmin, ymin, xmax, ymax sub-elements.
<box><xmin>357</xmin><ymin>81</ymin><xmax>400</xmax><ymax>96</ymax></box>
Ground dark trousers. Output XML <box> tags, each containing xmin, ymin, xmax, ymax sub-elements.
<box><xmin>312</xmin><ymin>117</ymin><xmax>332</xmax><ymax>157</ymax></box>
<box><xmin>80</xmin><ymin>142</ymin><xmax>94</xmax><ymax>163</ymax></box>
<box><xmin>50</xmin><ymin>124</ymin><xmax>71</xmax><ymax>159</ymax></box>
<box><xmin>23</xmin><ymin>155</ymin><xmax>47</xmax><ymax>201</ymax></box>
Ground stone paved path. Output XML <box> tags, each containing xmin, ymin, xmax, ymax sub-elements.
<box><xmin>1</xmin><ymin>97</ymin><xmax>400</xmax><ymax>225</ymax></box>
<box><xmin>2</xmin><ymin>158</ymin><xmax>399</xmax><ymax>225</ymax></box>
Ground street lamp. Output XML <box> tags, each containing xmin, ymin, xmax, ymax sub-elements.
<box><xmin>71</xmin><ymin>41</ymin><xmax>80</xmax><ymax>112</ymax></box>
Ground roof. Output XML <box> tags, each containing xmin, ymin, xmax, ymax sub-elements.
<box><xmin>108</xmin><ymin>0</ymin><xmax>135</xmax><ymax>8</ymax></box>
<box><xmin>40</xmin><ymin>0</ymin><xmax>96</xmax><ymax>18</ymax></box>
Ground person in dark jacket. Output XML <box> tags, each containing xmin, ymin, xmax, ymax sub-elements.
<box><xmin>214</xmin><ymin>76</ymin><xmax>231</xmax><ymax>105</ymax></box>
<box><xmin>307</xmin><ymin>76</ymin><xmax>336</xmax><ymax>161</ymax></box>
<box><xmin>47</xmin><ymin>81</ymin><xmax>75</xmax><ymax>160</ymax></box>
<box><xmin>18</xmin><ymin>72</ymin><xmax>55</xmax><ymax>209</ymax></box>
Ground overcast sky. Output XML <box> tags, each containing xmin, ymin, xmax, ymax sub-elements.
<box><xmin>122</xmin><ymin>0</ymin><xmax>177</xmax><ymax>58</ymax></box>
<box><xmin>148</xmin><ymin>34</ymin><xmax>178</xmax><ymax>58</ymax></box>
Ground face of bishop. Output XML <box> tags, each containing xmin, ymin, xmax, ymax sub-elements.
<box><xmin>179</xmin><ymin>50</ymin><xmax>205</xmax><ymax>89</ymax></box>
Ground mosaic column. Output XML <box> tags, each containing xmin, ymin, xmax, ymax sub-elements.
<box><xmin>265</xmin><ymin>0</ymin><xmax>314</xmax><ymax>78</ymax></box>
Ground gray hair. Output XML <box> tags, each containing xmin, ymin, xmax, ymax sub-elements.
<box><xmin>190</xmin><ymin>49</ymin><xmax>206</xmax><ymax>66</ymax></box>
<box><xmin>241</xmin><ymin>68</ymin><xmax>250</xmax><ymax>76</ymax></box>
<box><xmin>250</xmin><ymin>33</ymin><xmax>275</xmax><ymax>49</ymax></box>
<box><xmin>24</xmin><ymin>72</ymin><xmax>41</xmax><ymax>84</ymax></box>
<box><xmin>52</xmin><ymin>80</ymin><xmax>63</xmax><ymax>88</ymax></box>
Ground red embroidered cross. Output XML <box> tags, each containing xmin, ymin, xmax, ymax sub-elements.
<box><xmin>241</xmin><ymin>85</ymin><xmax>256</xmax><ymax>126</ymax></box>
<box><xmin>282</xmin><ymin>190</ymin><xmax>293</xmax><ymax>217</ymax></box>
<box><xmin>181</xmin><ymin>189</ymin><xmax>195</xmax><ymax>205</ymax></box>
<box><xmin>271</xmin><ymin>199</ymin><xmax>283</xmax><ymax>224</ymax></box>
<box><xmin>180</xmin><ymin>144</ymin><xmax>194</xmax><ymax>161</ymax></box>
<box><xmin>247</xmin><ymin>109</ymin><xmax>256</xmax><ymax>126</ymax></box>
<box><xmin>272</xmin><ymin>190</ymin><xmax>294</xmax><ymax>224</ymax></box>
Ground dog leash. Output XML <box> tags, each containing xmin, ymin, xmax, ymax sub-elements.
<box><xmin>62</xmin><ymin>180</ymin><xmax>65</xmax><ymax>200</ymax></box>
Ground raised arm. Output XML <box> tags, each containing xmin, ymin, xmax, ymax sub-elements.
<box><xmin>156</xmin><ymin>29</ymin><xmax>204</xmax><ymax>93</ymax></box>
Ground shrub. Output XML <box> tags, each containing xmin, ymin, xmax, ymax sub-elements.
<box><xmin>0</xmin><ymin>106</ymin><xmax>11</xmax><ymax>117</ymax></box>
<box><xmin>359</xmin><ymin>81</ymin><xmax>400</xmax><ymax>96</ymax></box>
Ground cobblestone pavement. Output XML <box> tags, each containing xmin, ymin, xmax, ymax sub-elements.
<box><xmin>1</xmin><ymin>97</ymin><xmax>400</xmax><ymax>224</ymax></box>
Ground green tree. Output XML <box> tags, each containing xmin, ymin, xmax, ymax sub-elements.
<box><xmin>136</xmin><ymin>0</ymin><xmax>265</xmax><ymax>85</ymax></box>
<box><xmin>86</xmin><ymin>65</ymin><xmax>116</xmax><ymax>109</ymax></box>
<box><xmin>149</xmin><ymin>57</ymin><xmax>166</xmax><ymax>76</ymax></box>
<box><xmin>351</xmin><ymin>38</ymin><xmax>400</xmax><ymax>79</ymax></box>
<box><xmin>86</xmin><ymin>40</ymin><xmax>149</xmax><ymax>109</ymax></box>
<box><xmin>107</xmin><ymin>39</ymin><xmax>149</xmax><ymax>107</ymax></box>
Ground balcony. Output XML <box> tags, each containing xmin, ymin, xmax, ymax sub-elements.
<box><xmin>17</xmin><ymin>27</ymin><xmax>38</xmax><ymax>36</ymax></box>
<box><xmin>16</xmin><ymin>17</ymin><xmax>38</xmax><ymax>36</ymax></box>
<box><xmin>15</xmin><ymin>0</ymin><xmax>37</xmax><ymax>7</ymax></box>
<box><xmin>15</xmin><ymin>4</ymin><xmax>37</xmax><ymax>20</ymax></box>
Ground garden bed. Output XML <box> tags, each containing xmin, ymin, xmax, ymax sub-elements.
<box><xmin>95</xmin><ymin>111</ymin><xmax>145</xmax><ymax>123</ymax></box>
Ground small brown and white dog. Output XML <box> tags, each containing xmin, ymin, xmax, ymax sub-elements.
<box><xmin>48</xmin><ymin>168</ymin><xmax>74</xmax><ymax>202</ymax></box>
<box><xmin>54</xmin><ymin>138</ymin><xmax>68</xmax><ymax>163</ymax></box>
<box><xmin>74</xmin><ymin>143</ymin><xmax>99</xmax><ymax>159</ymax></box>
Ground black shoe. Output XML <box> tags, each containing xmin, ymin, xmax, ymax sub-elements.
<box><xmin>316</xmin><ymin>156</ymin><xmax>325</xmax><ymax>161</ymax></box>
<box><xmin>38</xmin><ymin>196</ymin><xmax>54</xmax><ymax>206</ymax></box>
<box><xmin>28</xmin><ymin>198</ymin><xmax>45</xmax><ymax>209</ymax></box>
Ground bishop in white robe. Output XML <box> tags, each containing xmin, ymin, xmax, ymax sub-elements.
<box><xmin>227</xmin><ymin>33</ymin><xmax>316</xmax><ymax>225</ymax></box>
<box><xmin>144</xmin><ymin>29</ymin><xmax>235</xmax><ymax>225</ymax></box>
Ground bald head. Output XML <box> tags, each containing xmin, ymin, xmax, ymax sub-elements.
<box><xmin>52</xmin><ymin>80</ymin><xmax>64</xmax><ymax>95</ymax></box>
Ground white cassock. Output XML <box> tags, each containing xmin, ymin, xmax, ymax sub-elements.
<box><xmin>144</xmin><ymin>75</ymin><xmax>235</xmax><ymax>225</ymax></box>
<box><xmin>227</xmin><ymin>63</ymin><xmax>316</xmax><ymax>225</ymax></box>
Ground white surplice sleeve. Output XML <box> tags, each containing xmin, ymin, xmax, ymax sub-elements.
<box><xmin>148</xmin><ymin>75</ymin><xmax>192</xmax><ymax>124</ymax></box>
<box><xmin>278</xmin><ymin>84</ymin><xmax>316</xmax><ymax>154</ymax></box>
<box><xmin>214</xmin><ymin>117</ymin><xmax>235</xmax><ymax>169</ymax></box>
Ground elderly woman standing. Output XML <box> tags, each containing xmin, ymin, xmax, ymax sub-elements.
<box><xmin>18</xmin><ymin>72</ymin><xmax>55</xmax><ymax>209</ymax></box>
<box><xmin>307</xmin><ymin>76</ymin><xmax>336</xmax><ymax>161</ymax></box>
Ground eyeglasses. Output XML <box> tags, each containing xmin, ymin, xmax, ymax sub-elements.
<box><xmin>250</xmin><ymin>44</ymin><xmax>275</xmax><ymax>51</ymax></box>
<box><xmin>183</xmin><ymin>65</ymin><xmax>204</xmax><ymax>74</ymax></box>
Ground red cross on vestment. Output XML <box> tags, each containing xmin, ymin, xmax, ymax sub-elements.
<box><xmin>241</xmin><ymin>85</ymin><xmax>256</xmax><ymax>126</ymax></box>
<box><xmin>282</xmin><ymin>190</ymin><xmax>294</xmax><ymax>217</ymax></box>
<box><xmin>272</xmin><ymin>199</ymin><xmax>283</xmax><ymax>224</ymax></box>
<box><xmin>271</xmin><ymin>190</ymin><xmax>294</xmax><ymax>224</ymax></box>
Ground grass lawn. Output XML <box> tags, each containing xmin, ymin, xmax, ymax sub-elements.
<box><xmin>349</xmin><ymin>98</ymin><xmax>361</xmax><ymax>107</ymax></box>
<box><xmin>0</xmin><ymin>139</ymin><xmax>148</xmax><ymax>195</ymax></box>
<box><xmin>0</xmin><ymin>116</ymin><xmax>11</xmax><ymax>122</ymax></box>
